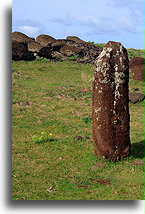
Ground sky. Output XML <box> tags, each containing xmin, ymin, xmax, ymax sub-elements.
<box><xmin>12</xmin><ymin>0</ymin><xmax>144</xmax><ymax>49</ymax></box>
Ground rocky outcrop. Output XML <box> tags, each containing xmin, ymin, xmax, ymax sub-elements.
<box><xmin>12</xmin><ymin>40</ymin><xmax>35</xmax><ymax>61</ymax></box>
<box><xmin>129</xmin><ymin>57</ymin><xmax>144</xmax><ymax>81</ymax></box>
<box><xmin>92</xmin><ymin>41</ymin><xmax>130</xmax><ymax>162</ymax></box>
<box><xmin>129</xmin><ymin>92</ymin><xmax>144</xmax><ymax>103</ymax></box>
<box><xmin>12</xmin><ymin>31</ymin><xmax>34</xmax><ymax>43</ymax></box>
<box><xmin>36</xmin><ymin>34</ymin><xmax>56</xmax><ymax>46</ymax></box>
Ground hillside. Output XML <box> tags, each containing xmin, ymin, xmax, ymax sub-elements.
<box><xmin>12</xmin><ymin>59</ymin><xmax>144</xmax><ymax>200</ymax></box>
<box><xmin>93</xmin><ymin>43</ymin><xmax>144</xmax><ymax>59</ymax></box>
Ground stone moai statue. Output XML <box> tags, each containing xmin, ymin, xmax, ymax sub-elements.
<box><xmin>92</xmin><ymin>41</ymin><xmax>131</xmax><ymax>162</ymax></box>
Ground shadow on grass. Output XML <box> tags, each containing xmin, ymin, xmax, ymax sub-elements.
<box><xmin>131</xmin><ymin>140</ymin><xmax>144</xmax><ymax>159</ymax></box>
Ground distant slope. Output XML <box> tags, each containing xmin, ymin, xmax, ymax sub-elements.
<box><xmin>89</xmin><ymin>42</ymin><xmax>144</xmax><ymax>60</ymax></box>
<box><xmin>127</xmin><ymin>48</ymin><xmax>144</xmax><ymax>59</ymax></box>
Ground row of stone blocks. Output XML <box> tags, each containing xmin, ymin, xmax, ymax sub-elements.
<box><xmin>12</xmin><ymin>31</ymin><xmax>102</xmax><ymax>63</ymax></box>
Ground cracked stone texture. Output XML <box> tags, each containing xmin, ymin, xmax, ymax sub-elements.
<box><xmin>92</xmin><ymin>41</ymin><xmax>131</xmax><ymax>162</ymax></box>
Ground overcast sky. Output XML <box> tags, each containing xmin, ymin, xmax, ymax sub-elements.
<box><xmin>12</xmin><ymin>0</ymin><xmax>143</xmax><ymax>49</ymax></box>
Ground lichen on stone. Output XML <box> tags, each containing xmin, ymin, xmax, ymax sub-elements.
<box><xmin>95</xmin><ymin>107</ymin><xmax>101</xmax><ymax>114</ymax></box>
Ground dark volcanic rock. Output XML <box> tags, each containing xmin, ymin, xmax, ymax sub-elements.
<box><xmin>129</xmin><ymin>92</ymin><xmax>144</xmax><ymax>103</ymax></box>
<box><xmin>51</xmin><ymin>41</ymin><xmax>84</xmax><ymax>56</ymax></box>
<box><xmin>27</xmin><ymin>41</ymin><xmax>51</xmax><ymax>58</ymax></box>
<box><xmin>12</xmin><ymin>32</ymin><xmax>102</xmax><ymax>62</ymax></box>
<box><xmin>50</xmin><ymin>40</ymin><xmax>85</xmax><ymax>61</ymax></box>
<box><xmin>60</xmin><ymin>44</ymin><xmax>84</xmax><ymax>57</ymax></box>
<box><xmin>36</xmin><ymin>34</ymin><xmax>56</xmax><ymax>46</ymax></box>
<box><xmin>51</xmin><ymin>40</ymin><xmax>64</xmax><ymax>51</ymax></box>
<box><xmin>77</xmin><ymin>55</ymin><xmax>93</xmax><ymax>63</ymax></box>
<box><xmin>38</xmin><ymin>46</ymin><xmax>51</xmax><ymax>59</ymax></box>
<box><xmin>66</xmin><ymin>36</ymin><xmax>102</xmax><ymax>63</ymax></box>
<box><xmin>92</xmin><ymin>41</ymin><xmax>130</xmax><ymax>162</ymax></box>
<box><xmin>12</xmin><ymin>40</ymin><xmax>35</xmax><ymax>61</ymax></box>
<box><xmin>129</xmin><ymin>57</ymin><xmax>144</xmax><ymax>81</ymax></box>
<box><xmin>51</xmin><ymin>51</ymin><xmax>65</xmax><ymax>61</ymax></box>
<box><xmin>12</xmin><ymin>31</ymin><xmax>34</xmax><ymax>43</ymax></box>
<box><xmin>66</xmin><ymin>36</ymin><xmax>87</xmax><ymax>44</ymax></box>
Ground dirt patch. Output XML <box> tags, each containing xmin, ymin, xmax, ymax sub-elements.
<box><xmin>90</xmin><ymin>178</ymin><xmax>111</xmax><ymax>185</ymax></box>
<box><xmin>132</xmin><ymin>160</ymin><xmax>144</xmax><ymax>166</ymax></box>
<box><xmin>55</xmin><ymin>94</ymin><xmax>68</xmax><ymax>100</ymax></box>
<box><xmin>91</xmin><ymin>162</ymin><xmax>106</xmax><ymax>170</ymax></box>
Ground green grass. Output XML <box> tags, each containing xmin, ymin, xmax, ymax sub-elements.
<box><xmin>127</xmin><ymin>48</ymin><xmax>144</xmax><ymax>59</ymax></box>
<box><xmin>12</xmin><ymin>60</ymin><xmax>144</xmax><ymax>200</ymax></box>
<box><xmin>89</xmin><ymin>42</ymin><xmax>144</xmax><ymax>59</ymax></box>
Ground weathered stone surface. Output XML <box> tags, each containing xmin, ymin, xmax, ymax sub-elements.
<box><xmin>27</xmin><ymin>41</ymin><xmax>43</xmax><ymax>53</ymax></box>
<box><xmin>38</xmin><ymin>46</ymin><xmax>51</xmax><ymax>59</ymax></box>
<box><xmin>12</xmin><ymin>40</ymin><xmax>35</xmax><ymax>61</ymax></box>
<box><xmin>12</xmin><ymin>31</ymin><xmax>34</xmax><ymax>43</ymax></box>
<box><xmin>60</xmin><ymin>44</ymin><xmax>84</xmax><ymax>57</ymax></box>
<box><xmin>77</xmin><ymin>55</ymin><xmax>93</xmax><ymax>63</ymax></box>
<box><xmin>50</xmin><ymin>41</ymin><xmax>85</xmax><ymax>61</ymax></box>
<box><xmin>36</xmin><ymin>34</ymin><xmax>56</xmax><ymax>46</ymax></box>
<box><xmin>65</xmin><ymin>36</ymin><xmax>102</xmax><ymax>63</ymax></box>
<box><xmin>51</xmin><ymin>51</ymin><xmax>65</xmax><ymax>61</ymax></box>
<box><xmin>27</xmin><ymin>41</ymin><xmax>51</xmax><ymax>58</ymax></box>
<box><xmin>51</xmin><ymin>40</ymin><xmax>64</xmax><ymax>51</ymax></box>
<box><xmin>66</xmin><ymin>36</ymin><xmax>86</xmax><ymax>44</ymax></box>
<box><xmin>129</xmin><ymin>92</ymin><xmax>144</xmax><ymax>103</ymax></box>
<box><xmin>51</xmin><ymin>41</ymin><xmax>84</xmax><ymax>56</ymax></box>
<box><xmin>12</xmin><ymin>32</ymin><xmax>102</xmax><ymax>62</ymax></box>
<box><xmin>92</xmin><ymin>41</ymin><xmax>130</xmax><ymax>162</ymax></box>
<box><xmin>129</xmin><ymin>57</ymin><xmax>144</xmax><ymax>81</ymax></box>
<box><xmin>52</xmin><ymin>39</ymin><xmax>79</xmax><ymax>48</ymax></box>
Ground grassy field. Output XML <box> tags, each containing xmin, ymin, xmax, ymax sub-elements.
<box><xmin>12</xmin><ymin>59</ymin><xmax>144</xmax><ymax>200</ymax></box>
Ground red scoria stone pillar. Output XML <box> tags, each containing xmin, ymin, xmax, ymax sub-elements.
<box><xmin>92</xmin><ymin>41</ymin><xmax>131</xmax><ymax>162</ymax></box>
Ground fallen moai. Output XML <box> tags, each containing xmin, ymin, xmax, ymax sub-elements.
<box><xmin>12</xmin><ymin>40</ymin><xmax>35</xmax><ymax>61</ymax></box>
<box><xmin>92</xmin><ymin>41</ymin><xmax>131</xmax><ymax>162</ymax></box>
<box><xmin>36</xmin><ymin>34</ymin><xmax>56</xmax><ymax>46</ymax></box>
<box><xmin>12</xmin><ymin>32</ymin><xmax>102</xmax><ymax>63</ymax></box>
<box><xmin>12</xmin><ymin>31</ymin><xmax>35</xmax><ymax>43</ymax></box>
